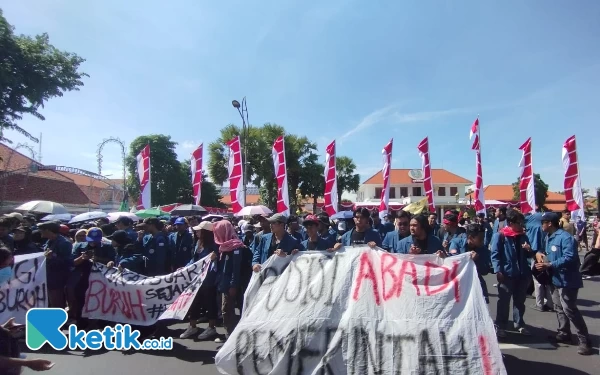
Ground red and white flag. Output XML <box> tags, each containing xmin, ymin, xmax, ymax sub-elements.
<box><xmin>272</xmin><ymin>136</ymin><xmax>290</xmax><ymax>216</ymax></box>
<box><xmin>191</xmin><ymin>144</ymin><xmax>203</xmax><ymax>206</ymax></box>
<box><xmin>379</xmin><ymin>139</ymin><xmax>393</xmax><ymax>216</ymax></box>
<box><xmin>469</xmin><ymin>118</ymin><xmax>486</xmax><ymax>214</ymax></box>
<box><xmin>226</xmin><ymin>136</ymin><xmax>245</xmax><ymax>213</ymax></box>
<box><xmin>136</xmin><ymin>145</ymin><xmax>151</xmax><ymax>209</ymax></box>
<box><xmin>562</xmin><ymin>135</ymin><xmax>585</xmax><ymax>220</ymax></box>
<box><xmin>518</xmin><ymin>138</ymin><xmax>536</xmax><ymax>214</ymax></box>
<box><xmin>323</xmin><ymin>140</ymin><xmax>338</xmax><ymax>216</ymax></box>
<box><xmin>417</xmin><ymin>137</ymin><xmax>435</xmax><ymax>212</ymax></box>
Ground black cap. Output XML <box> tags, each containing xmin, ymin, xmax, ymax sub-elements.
<box><xmin>108</xmin><ymin>230</ymin><xmax>131</xmax><ymax>245</ymax></box>
<box><xmin>115</xmin><ymin>216</ymin><xmax>133</xmax><ymax>226</ymax></box>
<box><xmin>541</xmin><ymin>212</ymin><xmax>560</xmax><ymax>222</ymax></box>
<box><xmin>37</xmin><ymin>221</ymin><xmax>61</xmax><ymax>233</ymax></box>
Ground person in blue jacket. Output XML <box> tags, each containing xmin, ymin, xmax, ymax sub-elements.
<box><xmin>136</xmin><ymin>218</ymin><xmax>168</xmax><ymax>276</ymax></box>
<box><xmin>169</xmin><ymin>217</ymin><xmax>195</xmax><ymax>271</ymax></box>
<box><xmin>382</xmin><ymin>211</ymin><xmax>411</xmax><ymax>252</ymax></box>
<box><xmin>114</xmin><ymin>216</ymin><xmax>138</xmax><ymax>242</ymax></box>
<box><xmin>337</xmin><ymin>208</ymin><xmax>382</xmax><ymax>248</ymax></box>
<box><xmin>449</xmin><ymin>223</ymin><xmax>491</xmax><ymax>303</ymax></box>
<box><xmin>107</xmin><ymin>230</ymin><xmax>144</xmax><ymax>274</ymax></box>
<box><xmin>476</xmin><ymin>213</ymin><xmax>494</xmax><ymax>248</ymax></box>
<box><xmin>39</xmin><ymin>221</ymin><xmax>72</xmax><ymax>308</ymax></box>
<box><xmin>371</xmin><ymin>212</ymin><xmax>395</xmax><ymax>240</ymax></box>
<box><xmin>491</xmin><ymin>209</ymin><xmax>535</xmax><ymax>338</ymax></box>
<box><xmin>251</xmin><ymin>213</ymin><xmax>302</xmax><ymax>272</ymax></box>
<box><xmin>493</xmin><ymin>207</ymin><xmax>508</xmax><ymax>234</ymax></box>
<box><xmin>525</xmin><ymin>212</ymin><xmax>553</xmax><ymax>312</ymax></box>
<box><xmin>301</xmin><ymin>215</ymin><xmax>334</xmax><ymax>250</ymax></box>
<box><xmin>317</xmin><ymin>213</ymin><xmax>338</xmax><ymax>248</ymax></box>
<box><xmin>535</xmin><ymin>212</ymin><xmax>592</xmax><ymax>355</ymax></box>
<box><xmin>396</xmin><ymin>214</ymin><xmax>444</xmax><ymax>256</ymax></box>
<box><xmin>213</xmin><ymin>220</ymin><xmax>245</xmax><ymax>342</ymax></box>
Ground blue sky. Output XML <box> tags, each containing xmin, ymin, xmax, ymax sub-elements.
<box><xmin>2</xmin><ymin>0</ymin><xmax>599</xmax><ymax>193</ymax></box>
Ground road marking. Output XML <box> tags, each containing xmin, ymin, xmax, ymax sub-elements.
<box><xmin>499</xmin><ymin>343</ymin><xmax>555</xmax><ymax>350</ymax></box>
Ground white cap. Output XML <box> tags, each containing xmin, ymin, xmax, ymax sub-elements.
<box><xmin>192</xmin><ymin>221</ymin><xmax>214</xmax><ymax>231</ymax></box>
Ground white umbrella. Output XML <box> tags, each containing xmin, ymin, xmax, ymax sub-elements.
<box><xmin>234</xmin><ymin>205</ymin><xmax>273</xmax><ymax>217</ymax></box>
<box><xmin>107</xmin><ymin>212</ymin><xmax>141</xmax><ymax>223</ymax></box>
<box><xmin>69</xmin><ymin>211</ymin><xmax>108</xmax><ymax>224</ymax></box>
<box><xmin>331</xmin><ymin>211</ymin><xmax>354</xmax><ymax>220</ymax></box>
<box><xmin>15</xmin><ymin>200</ymin><xmax>68</xmax><ymax>215</ymax></box>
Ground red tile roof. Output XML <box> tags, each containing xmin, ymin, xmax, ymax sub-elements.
<box><xmin>467</xmin><ymin>185</ymin><xmax>567</xmax><ymax>210</ymax></box>
<box><xmin>363</xmin><ymin>169</ymin><xmax>472</xmax><ymax>185</ymax></box>
<box><xmin>1</xmin><ymin>174</ymin><xmax>91</xmax><ymax>205</ymax></box>
<box><xmin>0</xmin><ymin>143</ymin><xmax>71</xmax><ymax>181</ymax></box>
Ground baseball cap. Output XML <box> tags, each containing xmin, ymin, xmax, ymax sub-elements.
<box><xmin>115</xmin><ymin>216</ymin><xmax>133</xmax><ymax>226</ymax></box>
<box><xmin>192</xmin><ymin>221</ymin><xmax>214</xmax><ymax>231</ymax></box>
<box><xmin>86</xmin><ymin>228</ymin><xmax>104</xmax><ymax>243</ymax></box>
<box><xmin>174</xmin><ymin>217</ymin><xmax>187</xmax><ymax>225</ymax></box>
<box><xmin>108</xmin><ymin>230</ymin><xmax>131</xmax><ymax>245</ymax></box>
<box><xmin>541</xmin><ymin>212</ymin><xmax>560</xmax><ymax>222</ymax></box>
<box><xmin>303</xmin><ymin>215</ymin><xmax>319</xmax><ymax>225</ymax></box>
<box><xmin>59</xmin><ymin>224</ymin><xmax>70</xmax><ymax>235</ymax></box>
<box><xmin>267</xmin><ymin>213</ymin><xmax>288</xmax><ymax>224</ymax></box>
<box><xmin>4</xmin><ymin>212</ymin><xmax>23</xmax><ymax>221</ymax></box>
<box><xmin>37</xmin><ymin>221</ymin><xmax>60</xmax><ymax>233</ymax></box>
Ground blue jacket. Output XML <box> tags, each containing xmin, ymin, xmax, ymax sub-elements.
<box><xmin>188</xmin><ymin>243</ymin><xmax>219</xmax><ymax>286</ymax></box>
<box><xmin>381</xmin><ymin>231</ymin><xmax>409</xmax><ymax>253</ymax></box>
<box><xmin>319</xmin><ymin>228</ymin><xmax>338</xmax><ymax>248</ymax></box>
<box><xmin>301</xmin><ymin>237</ymin><xmax>332</xmax><ymax>250</ymax></box>
<box><xmin>217</xmin><ymin>248</ymin><xmax>242</xmax><ymax>293</ymax></box>
<box><xmin>545</xmin><ymin>228</ymin><xmax>582</xmax><ymax>289</ymax></box>
<box><xmin>72</xmin><ymin>242</ymin><xmax>116</xmax><ymax>266</ymax></box>
<box><xmin>493</xmin><ymin>219</ymin><xmax>507</xmax><ymax>234</ymax></box>
<box><xmin>396</xmin><ymin>234</ymin><xmax>443</xmax><ymax>255</ymax></box>
<box><xmin>168</xmin><ymin>231</ymin><xmax>195</xmax><ymax>270</ymax></box>
<box><xmin>43</xmin><ymin>235</ymin><xmax>73</xmax><ymax>289</ymax></box>
<box><xmin>490</xmin><ymin>232</ymin><xmax>533</xmax><ymax>278</ymax></box>
<box><xmin>125</xmin><ymin>228</ymin><xmax>138</xmax><ymax>242</ymax></box>
<box><xmin>252</xmin><ymin>232</ymin><xmax>302</xmax><ymax>266</ymax></box>
<box><xmin>290</xmin><ymin>231</ymin><xmax>305</xmax><ymax>243</ymax></box>
<box><xmin>115</xmin><ymin>248</ymin><xmax>144</xmax><ymax>274</ymax></box>
<box><xmin>138</xmin><ymin>232</ymin><xmax>168</xmax><ymax>276</ymax></box>
<box><xmin>525</xmin><ymin>213</ymin><xmax>546</xmax><ymax>252</ymax></box>
<box><xmin>373</xmin><ymin>222</ymin><xmax>395</xmax><ymax>239</ymax></box>
<box><xmin>449</xmin><ymin>237</ymin><xmax>490</xmax><ymax>275</ymax></box>
<box><xmin>339</xmin><ymin>228</ymin><xmax>382</xmax><ymax>247</ymax></box>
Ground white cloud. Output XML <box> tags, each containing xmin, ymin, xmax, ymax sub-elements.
<box><xmin>181</xmin><ymin>140</ymin><xmax>200</xmax><ymax>149</ymax></box>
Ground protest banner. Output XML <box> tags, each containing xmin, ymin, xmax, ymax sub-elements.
<box><xmin>215</xmin><ymin>246</ymin><xmax>506</xmax><ymax>375</ymax></box>
<box><xmin>82</xmin><ymin>255</ymin><xmax>211</xmax><ymax>325</ymax></box>
<box><xmin>0</xmin><ymin>252</ymin><xmax>47</xmax><ymax>324</ymax></box>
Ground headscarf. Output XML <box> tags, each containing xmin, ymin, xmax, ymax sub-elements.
<box><xmin>213</xmin><ymin>221</ymin><xmax>244</xmax><ymax>253</ymax></box>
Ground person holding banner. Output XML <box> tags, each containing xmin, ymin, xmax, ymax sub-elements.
<box><xmin>106</xmin><ymin>230</ymin><xmax>144</xmax><ymax>274</ymax></box>
<box><xmin>301</xmin><ymin>215</ymin><xmax>334</xmax><ymax>250</ymax></box>
<box><xmin>169</xmin><ymin>217</ymin><xmax>194</xmax><ymax>271</ymax></box>
<box><xmin>396</xmin><ymin>214</ymin><xmax>444</xmax><ymax>256</ymax></box>
<box><xmin>491</xmin><ymin>209</ymin><xmax>534</xmax><ymax>338</ymax></box>
<box><xmin>213</xmin><ymin>221</ymin><xmax>245</xmax><ymax>342</ymax></box>
<box><xmin>39</xmin><ymin>221</ymin><xmax>72</xmax><ymax>308</ymax></box>
<box><xmin>336</xmin><ymin>208</ymin><xmax>382</xmax><ymax>248</ymax></box>
<box><xmin>251</xmin><ymin>214</ymin><xmax>302</xmax><ymax>272</ymax></box>
<box><xmin>449</xmin><ymin>223</ymin><xmax>491</xmax><ymax>303</ymax></box>
<box><xmin>382</xmin><ymin>211</ymin><xmax>411</xmax><ymax>252</ymax></box>
<box><xmin>136</xmin><ymin>218</ymin><xmax>168</xmax><ymax>277</ymax></box>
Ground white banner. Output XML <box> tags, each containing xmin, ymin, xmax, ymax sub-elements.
<box><xmin>82</xmin><ymin>256</ymin><xmax>211</xmax><ymax>325</ymax></box>
<box><xmin>216</xmin><ymin>246</ymin><xmax>506</xmax><ymax>375</ymax></box>
<box><xmin>0</xmin><ymin>253</ymin><xmax>47</xmax><ymax>324</ymax></box>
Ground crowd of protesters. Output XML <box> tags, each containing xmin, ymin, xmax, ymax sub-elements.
<box><xmin>0</xmin><ymin>204</ymin><xmax>597</xmax><ymax>374</ymax></box>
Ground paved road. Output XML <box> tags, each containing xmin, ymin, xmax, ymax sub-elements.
<box><xmin>21</xmin><ymin>272</ymin><xmax>600</xmax><ymax>375</ymax></box>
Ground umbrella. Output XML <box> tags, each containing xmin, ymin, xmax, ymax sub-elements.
<box><xmin>40</xmin><ymin>213</ymin><xmax>75</xmax><ymax>222</ymax></box>
<box><xmin>201</xmin><ymin>214</ymin><xmax>225</xmax><ymax>222</ymax></box>
<box><xmin>170</xmin><ymin>204</ymin><xmax>208</xmax><ymax>217</ymax></box>
<box><xmin>15</xmin><ymin>201</ymin><xmax>68</xmax><ymax>215</ymax></box>
<box><xmin>234</xmin><ymin>205</ymin><xmax>273</xmax><ymax>217</ymax></box>
<box><xmin>331</xmin><ymin>211</ymin><xmax>354</xmax><ymax>220</ymax></box>
<box><xmin>136</xmin><ymin>208</ymin><xmax>170</xmax><ymax>218</ymax></box>
<box><xmin>107</xmin><ymin>212</ymin><xmax>141</xmax><ymax>223</ymax></box>
<box><xmin>69</xmin><ymin>211</ymin><xmax>108</xmax><ymax>224</ymax></box>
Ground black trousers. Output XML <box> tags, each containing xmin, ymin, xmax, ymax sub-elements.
<box><xmin>580</xmin><ymin>249</ymin><xmax>600</xmax><ymax>276</ymax></box>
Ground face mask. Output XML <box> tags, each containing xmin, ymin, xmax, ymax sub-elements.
<box><xmin>0</xmin><ymin>266</ymin><xmax>13</xmax><ymax>285</ymax></box>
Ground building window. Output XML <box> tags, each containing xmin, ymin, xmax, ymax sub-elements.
<box><xmin>412</xmin><ymin>187</ymin><xmax>422</xmax><ymax>196</ymax></box>
<box><xmin>400</xmin><ymin>187</ymin><xmax>408</xmax><ymax>197</ymax></box>
<box><xmin>438</xmin><ymin>187</ymin><xmax>446</xmax><ymax>196</ymax></box>
<box><xmin>450</xmin><ymin>187</ymin><xmax>458</xmax><ymax>196</ymax></box>
<box><xmin>374</xmin><ymin>187</ymin><xmax>382</xmax><ymax>199</ymax></box>
<box><xmin>389</xmin><ymin>188</ymin><xmax>396</xmax><ymax>199</ymax></box>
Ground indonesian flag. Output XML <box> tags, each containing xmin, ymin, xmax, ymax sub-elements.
<box><xmin>562</xmin><ymin>135</ymin><xmax>585</xmax><ymax>220</ymax></box>
<box><xmin>272</xmin><ymin>136</ymin><xmax>290</xmax><ymax>216</ymax></box>
<box><xmin>191</xmin><ymin>144</ymin><xmax>203</xmax><ymax>206</ymax></box>
<box><xmin>518</xmin><ymin>138</ymin><xmax>536</xmax><ymax>214</ymax></box>
<box><xmin>469</xmin><ymin>118</ymin><xmax>486</xmax><ymax>214</ymax></box>
<box><xmin>136</xmin><ymin>145</ymin><xmax>151</xmax><ymax>209</ymax></box>
<box><xmin>417</xmin><ymin>137</ymin><xmax>435</xmax><ymax>212</ymax></box>
<box><xmin>379</xmin><ymin>139</ymin><xmax>393</xmax><ymax>217</ymax></box>
<box><xmin>323</xmin><ymin>140</ymin><xmax>338</xmax><ymax>216</ymax></box>
<box><xmin>226</xmin><ymin>136</ymin><xmax>245</xmax><ymax>213</ymax></box>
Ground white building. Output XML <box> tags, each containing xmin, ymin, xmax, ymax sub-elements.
<box><xmin>356</xmin><ymin>168</ymin><xmax>473</xmax><ymax>216</ymax></box>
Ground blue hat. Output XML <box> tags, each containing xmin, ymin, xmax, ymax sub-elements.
<box><xmin>86</xmin><ymin>228</ymin><xmax>103</xmax><ymax>243</ymax></box>
<box><xmin>541</xmin><ymin>212</ymin><xmax>560</xmax><ymax>222</ymax></box>
<box><xmin>174</xmin><ymin>217</ymin><xmax>186</xmax><ymax>225</ymax></box>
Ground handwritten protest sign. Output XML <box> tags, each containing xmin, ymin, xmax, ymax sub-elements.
<box><xmin>215</xmin><ymin>246</ymin><xmax>506</xmax><ymax>375</ymax></box>
<box><xmin>82</xmin><ymin>255</ymin><xmax>211</xmax><ymax>325</ymax></box>
<box><xmin>0</xmin><ymin>252</ymin><xmax>47</xmax><ymax>324</ymax></box>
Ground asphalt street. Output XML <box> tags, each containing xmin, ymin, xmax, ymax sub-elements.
<box><xmin>20</xmin><ymin>269</ymin><xmax>600</xmax><ymax>375</ymax></box>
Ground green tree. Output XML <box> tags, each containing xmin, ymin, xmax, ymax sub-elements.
<box><xmin>512</xmin><ymin>173</ymin><xmax>549</xmax><ymax>208</ymax></box>
<box><xmin>126</xmin><ymin>135</ymin><xmax>186</xmax><ymax>206</ymax></box>
<box><xmin>299</xmin><ymin>159</ymin><xmax>325</xmax><ymax>213</ymax></box>
<box><xmin>179</xmin><ymin>160</ymin><xmax>225</xmax><ymax>207</ymax></box>
<box><xmin>336</xmin><ymin>156</ymin><xmax>360</xmax><ymax>207</ymax></box>
<box><xmin>0</xmin><ymin>10</ymin><xmax>88</xmax><ymax>143</ymax></box>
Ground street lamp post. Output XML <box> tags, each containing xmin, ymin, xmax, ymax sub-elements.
<box><xmin>232</xmin><ymin>97</ymin><xmax>249</xmax><ymax>207</ymax></box>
